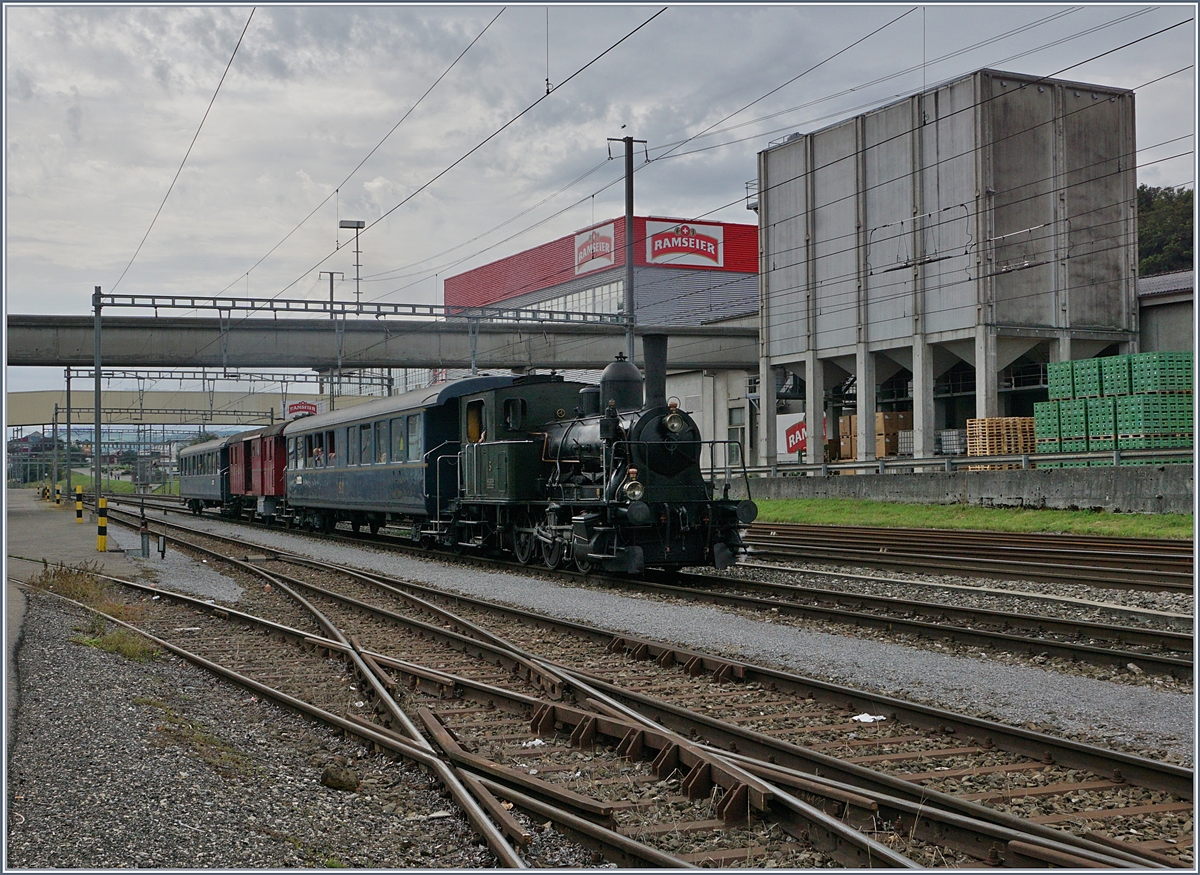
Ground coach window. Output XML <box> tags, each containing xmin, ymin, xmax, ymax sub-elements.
<box><xmin>374</xmin><ymin>421</ymin><xmax>388</xmax><ymax>464</ymax></box>
<box><xmin>360</xmin><ymin>423</ymin><xmax>373</xmax><ymax>464</ymax></box>
<box><xmin>407</xmin><ymin>416</ymin><xmax>422</xmax><ymax>461</ymax></box>
<box><xmin>503</xmin><ymin>398</ymin><xmax>526</xmax><ymax>431</ymax></box>
<box><xmin>390</xmin><ymin>418</ymin><xmax>405</xmax><ymax>461</ymax></box>
<box><xmin>347</xmin><ymin>428</ymin><xmax>360</xmax><ymax>466</ymax></box>
<box><xmin>466</xmin><ymin>400</ymin><xmax>486</xmax><ymax>443</ymax></box>
<box><xmin>325</xmin><ymin>431</ymin><xmax>337</xmax><ymax>467</ymax></box>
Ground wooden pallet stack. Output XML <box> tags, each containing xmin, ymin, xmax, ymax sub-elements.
<box><xmin>965</xmin><ymin>417</ymin><xmax>1035</xmax><ymax>469</ymax></box>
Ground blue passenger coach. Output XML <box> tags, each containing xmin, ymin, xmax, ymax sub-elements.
<box><xmin>281</xmin><ymin>376</ymin><xmax>515</xmax><ymax>534</ymax></box>
<box><xmin>178</xmin><ymin>436</ymin><xmax>231</xmax><ymax>514</ymax></box>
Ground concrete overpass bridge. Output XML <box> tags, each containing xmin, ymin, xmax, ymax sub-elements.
<box><xmin>7</xmin><ymin>315</ymin><xmax>758</xmax><ymax>371</ymax></box>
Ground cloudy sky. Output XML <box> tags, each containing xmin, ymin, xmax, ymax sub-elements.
<box><xmin>4</xmin><ymin>3</ymin><xmax>1196</xmax><ymax>394</ymax></box>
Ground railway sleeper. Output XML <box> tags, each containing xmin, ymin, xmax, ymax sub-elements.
<box><xmin>529</xmin><ymin>702</ymin><xmax>773</xmax><ymax>824</ymax></box>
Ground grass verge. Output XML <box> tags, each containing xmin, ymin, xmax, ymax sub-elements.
<box><xmin>29</xmin><ymin>562</ymin><xmax>159</xmax><ymax>659</ymax></box>
<box><xmin>753</xmin><ymin>498</ymin><xmax>1193</xmax><ymax>539</ymax></box>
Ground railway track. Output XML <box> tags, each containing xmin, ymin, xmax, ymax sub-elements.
<box><xmin>79</xmin><ymin>507</ymin><xmax>1194</xmax><ymax>867</ymax></box>
<box><xmin>104</xmin><ymin>496</ymin><xmax>1194</xmax><ymax>682</ymax></box>
<box><xmin>742</xmin><ymin>523</ymin><xmax>1194</xmax><ymax>592</ymax></box>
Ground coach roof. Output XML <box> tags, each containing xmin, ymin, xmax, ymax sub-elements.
<box><xmin>282</xmin><ymin>374</ymin><xmax>517</xmax><ymax>434</ymax></box>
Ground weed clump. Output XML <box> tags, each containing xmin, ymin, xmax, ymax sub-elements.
<box><xmin>31</xmin><ymin>562</ymin><xmax>157</xmax><ymax>661</ymax></box>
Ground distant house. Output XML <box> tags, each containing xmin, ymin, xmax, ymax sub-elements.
<box><xmin>1139</xmin><ymin>269</ymin><xmax>1194</xmax><ymax>352</ymax></box>
<box><xmin>6</xmin><ymin>433</ymin><xmax>53</xmax><ymax>457</ymax></box>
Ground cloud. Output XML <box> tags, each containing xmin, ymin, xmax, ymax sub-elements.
<box><xmin>3</xmin><ymin>3</ymin><xmax>1194</xmax><ymax>348</ymax></box>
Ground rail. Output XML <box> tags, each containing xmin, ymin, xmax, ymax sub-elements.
<box><xmin>745</xmin><ymin>446</ymin><xmax>1192</xmax><ymax>477</ymax></box>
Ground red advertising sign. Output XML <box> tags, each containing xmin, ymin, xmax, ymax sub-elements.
<box><xmin>288</xmin><ymin>401</ymin><xmax>318</xmax><ymax>418</ymax></box>
<box><xmin>575</xmin><ymin>223</ymin><xmax>616</xmax><ymax>275</ymax></box>
<box><xmin>646</xmin><ymin>220</ymin><xmax>723</xmax><ymax>267</ymax></box>
<box><xmin>784</xmin><ymin>419</ymin><xmax>806</xmax><ymax>453</ymax></box>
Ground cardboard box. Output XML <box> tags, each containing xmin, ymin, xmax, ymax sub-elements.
<box><xmin>875</xmin><ymin>412</ymin><xmax>900</xmax><ymax>435</ymax></box>
<box><xmin>896</xmin><ymin>410</ymin><xmax>913</xmax><ymax>431</ymax></box>
<box><xmin>838</xmin><ymin>414</ymin><xmax>857</xmax><ymax>436</ymax></box>
<box><xmin>839</xmin><ymin>435</ymin><xmax>857</xmax><ymax>460</ymax></box>
<box><xmin>875</xmin><ymin>433</ymin><xmax>899</xmax><ymax>457</ymax></box>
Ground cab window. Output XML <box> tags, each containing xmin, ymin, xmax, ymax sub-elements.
<box><xmin>466</xmin><ymin>400</ymin><xmax>486</xmax><ymax>443</ymax></box>
<box><xmin>503</xmin><ymin>398</ymin><xmax>527</xmax><ymax>431</ymax></box>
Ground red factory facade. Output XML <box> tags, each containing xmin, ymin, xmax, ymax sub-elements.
<box><xmin>444</xmin><ymin>216</ymin><xmax>759</xmax><ymax>326</ymax></box>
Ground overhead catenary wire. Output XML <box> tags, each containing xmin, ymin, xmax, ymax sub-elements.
<box><xmin>109</xmin><ymin>7</ymin><xmax>256</xmax><ymax>294</ymax></box>
<box><xmin>84</xmin><ymin>8</ymin><xmax>1190</xmax><ymax>403</ymax></box>
<box><xmin>108</xmin><ymin>6</ymin><xmax>671</xmax><ymax>405</ymax></box>
<box><xmin>268</xmin><ymin>7</ymin><xmax>669</xmax><ymax>302</ymax></box>
<box><xmin>356</xmin><ymin>7</ymin><xmax>1184</xmax><ymax>310</ymax></box>
<box><xmin>214</xmin><ymin>7</ymin><xmax>507</xmax><ymax>298</ymax></box>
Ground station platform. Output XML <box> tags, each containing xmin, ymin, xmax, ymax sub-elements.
<box><xmin>6</xmin><ymin>488</ymin><xmax>138</xmax><ymax>748</ymax></box>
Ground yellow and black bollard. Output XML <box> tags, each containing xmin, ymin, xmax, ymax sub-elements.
<box><xmin>55</xmin><ymin>485</ymin><xmax>62</xmax><ymax>505</ymax></box>
<box><xmin>97</xmin><ymin>497</ymin><xmax>108</xmax><ymax>552</ymax></box>
<box><xmin>75</xmin><ymin>485</ymin><xmax>84</xmax><ymax>524</ymax></box>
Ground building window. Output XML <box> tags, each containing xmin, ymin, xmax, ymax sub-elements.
<box><xmin>728</xmin><ymin>407</ymin><xmax>746</xmax><ymax>465</ymax></box>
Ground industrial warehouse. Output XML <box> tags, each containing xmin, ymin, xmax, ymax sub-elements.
<box><xmin>5</xmin><ymin>5</ymin><xmax>1195</xmax><ymax>869</ymax></box>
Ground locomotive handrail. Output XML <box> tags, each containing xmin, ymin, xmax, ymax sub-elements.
<box><xmin>703</xmin><ymin>439</ymin><xmax>753</xmax><ymax>501</ymax></box>
<box><xmin>424</xmin><ymin>440</ymin><xmax>461</xmax><ymax>527</ymax></box>
<box><xmin>605</xmin><ymin>437</ymin><xmax>753</xmax><ymax>502</ymax></box>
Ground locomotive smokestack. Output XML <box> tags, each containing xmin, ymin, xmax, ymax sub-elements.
<box><xmin>642</xmin><ymin>333</ymin><xmax>668</xmax><ymax>410</ymax></box>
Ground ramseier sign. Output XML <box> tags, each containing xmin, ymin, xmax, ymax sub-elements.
<box><xmin>575</xmin><ymin>223</ymin><xmax>616</xmax><ymax>275</ymax></box>
<box><xmin>645</xmin><ymin>220</ymin><xmax>723</xmax><ymax>268</ymax></box>
<box><xmin>443</xmin><ymin>216</ymin><xmax>757</xmax><ymax>308</ymax></box>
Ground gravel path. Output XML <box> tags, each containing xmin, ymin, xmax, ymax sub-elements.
<box><xmin>167</xmin><ymin>516</ymin><xmax>1195</xmax><ymax>766</ymax></box>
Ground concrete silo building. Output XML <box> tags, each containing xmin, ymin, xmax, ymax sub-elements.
<box><xmin>756</xmin><ymin>68</ymin><xmax>1138</xmax><ymax>465</ymax></box>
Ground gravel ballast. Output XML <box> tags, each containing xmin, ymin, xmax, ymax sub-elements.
<box><xmin>5</xmin><ymin>590</ymin><xmax>595</xmax><ymax>869</ymax></box>
<box><xmin>172</xmin><ymin>516</ymin><xmax>1195</xmax><ymax>766</ymax></box>
<box><xmin>7</xmin><ymin>512</ymin><xmax>1192</xmax><ymax>867</ymax></box>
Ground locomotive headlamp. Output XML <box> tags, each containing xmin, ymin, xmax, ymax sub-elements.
<box><xmin>664</xmin><ymin>401</ymin><xmax>685</xmax><ymax>434</ymax></box>
<box><xmin>623</xmin><ymin>479</ymin><xmax>645</xmax><ymax>502</ymax></box>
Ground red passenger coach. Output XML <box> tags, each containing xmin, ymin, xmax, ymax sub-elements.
<box><xmin>226</xmin><ymin>422</ymin><xmax>288</xmax><ymax>521</ymax></box>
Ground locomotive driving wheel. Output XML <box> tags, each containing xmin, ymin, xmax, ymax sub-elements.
<box><xmin>573</xmin><ymin>546</ymin><xmax>595</xmax><ymax>575</ymax></box>
<box><xmin>512</xmin><ymin>514</ymin><xmax>535</xmax><ymax>565</ymax></box>
<box><xmin>541</xmin><ymin>535</ymin><xmax>564</xmax><ymax>570</ymax></box>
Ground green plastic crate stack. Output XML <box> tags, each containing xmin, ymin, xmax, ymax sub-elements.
<box><xmin>1116</xmin><ymin>394</ymin><xmax>1194</xmax><ymax>449</ymax></box>
<box><xmin>1100</xmin><ymin>354</ymin><xmax>1132</xmax><ymax>397</ymax></box>
<box><xmin>1130</xmin><ymin>351</ymin><xmax>1193</xmax><ymax>394</ymax></box>
<box><xmin>1046</xmin><ymin>360</ymin><xmax>1074</xmax><ymax>400</ymax></box>
<box><xmin>1086</xmin><ymin>397</ymin><xmax>1117</xmax><ymax>450</ymax></box>
<box><xmin>1072</xmin><ymin>358</ymin><xmax>1103</xmax><ymax>398</ymax></box>
<box><xmin>1058</xmin><ymin>399</ymin><xmax>1088</xmax><ymax>452</ymax></box>
<box><xmin>1033</xmin><ymin>401</ymin><xmax>1060</xmax><ymax>454</ymax></box>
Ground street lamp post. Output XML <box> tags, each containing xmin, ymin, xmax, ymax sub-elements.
<box><xmin>338</xmin><ymin>220</ymin><xmax>365</xmax><ymax>310</ymax></box>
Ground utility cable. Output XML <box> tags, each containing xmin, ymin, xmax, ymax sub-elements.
<box><xmin>215</xmin><ymin>7</ymin><xmax>507</xmax><ymax>296</ymax></box>
<box><xmin>269</xmin><ymin>7</ymin><xmax>669</xmax><ymax>299</ymax></box>
<box><xmin>110</xmin><ymin>7</ymin><xmax>256</xmax><ymax>293</ymax></box>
